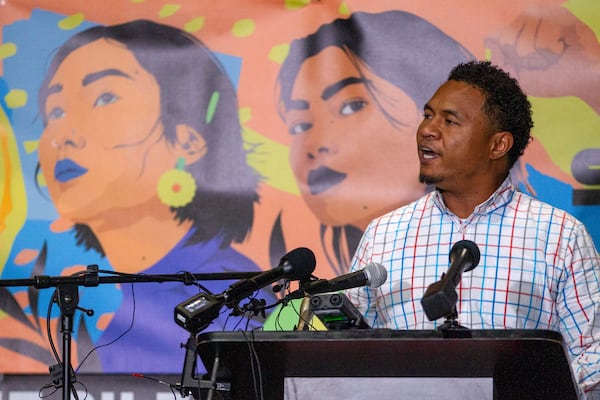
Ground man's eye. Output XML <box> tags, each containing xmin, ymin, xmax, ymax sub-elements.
<box><xmin>289</xmin><ymin>122</ymin><xmax>312</xmax><ymax>135</ymax></box>
<box><xmin>340</xmin><ymin>99</ymin><xmax>367</xmax><ymax>116</ymax></box>
<box><xmin>47</xmin><ymin>107</ymin><xmax>65</xmax><ymax>121</ymax></box>
<box><xmin>94</xmin><ymin>92</ymin><xmax>119</xmax><ymax>107</ymax></box>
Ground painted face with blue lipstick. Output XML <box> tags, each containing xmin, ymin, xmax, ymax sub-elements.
<box><xmin>38</xmin><ymin>38</ymin><xmax>180</xmax><ymax>224</ymax></box>
<box><xmin>35</xmin><ymin>20</ymin><xmax>259</xmax><ymax>273</ymax></box>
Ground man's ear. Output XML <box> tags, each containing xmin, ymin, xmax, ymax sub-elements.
<box><xmin>175</xmin><ymin>124</ymin><xmax>207</xmax><ymax>164</ymax></box>
<box><xmin>490</xmin><ymin>131</ymin><xmax>514</xmax><ymax>160</ymax></box>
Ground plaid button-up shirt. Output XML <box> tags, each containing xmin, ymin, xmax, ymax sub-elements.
<box><xmin>348</xmin><ymin>177</ymin><xmax>600</xmax><ymax>398</ymax></box>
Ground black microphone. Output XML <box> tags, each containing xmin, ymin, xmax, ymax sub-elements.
<box><xmin>288</xmin><ymin>262</ymin><xmax>387</xmax><ymax>300</ymax></box>
<box><xmin>421</xmin><ymin>240</ymin><xmax>481</xmax><ymax>321</ymax></box>
<box><xmin>174</xmin><ymin>247</ymin><xmax>316</xmax><ymax>333</ymax></box>
<box><xmin>223</xmin><ymin>247</ymin><xmax>316</xmax><ymax>305</ymax></box>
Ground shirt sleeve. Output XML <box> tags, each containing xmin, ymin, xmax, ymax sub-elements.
<box><xmin>557</xmin><ymin>222</ymin><xmax>600</xmax><ymax>398</ymax></box>
<box><xmin>346</xmin><ymin>220</ymin><xmax>380</xmax><ymax>328</ymax></box>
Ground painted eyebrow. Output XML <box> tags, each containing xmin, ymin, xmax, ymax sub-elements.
<box><xmin>321</xmin><ymin>76</ymin><xmax>365</xmax><ymax>101</ymax></box>
<box><xmin>284</xmin><ymin>76</ymin><xmax>365</xmax><ymax>112</ymax></box>
<box><xmin>46</xmin><ymin>83</ymin><xmax>63</xmax><ymax>97</ymax></box>
<box><xmin>286</xmin><ymin>99</ymin><xmax>310</xmax><ymax>111</ymax></box>
<box><xmin>82</xmin><ymin>68</ymin><xmax>132</xmax><ymax>86</ymax></box>
<box><xmin>44</xmin><ymin>69</ymin><xmax>131</xmax><ymax>100</ymax></box>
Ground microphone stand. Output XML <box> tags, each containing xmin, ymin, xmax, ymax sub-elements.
<box><xmin>179</xmin><ymin>333</ymin><xmax>230</xmax><ymax>399</ymax></box>
<box><xmin>0</xmin><ymin>266</ymin><xmax>261</xmax><ymax>400</ymax></box>
<box><xmin>437</xmin><ymin>308</ymin><xmax>471</xmax><ymax>338</ymax></box>
<box><xmin>56</xmin><ymin>283</ymin><xmax>83</xmax><ymax>400</ymax></box>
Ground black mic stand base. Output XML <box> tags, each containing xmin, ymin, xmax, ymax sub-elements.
<box><xmin>437</xmin><ymin>310</ymin><xmax>472</xmax><ymax>338</ymax></box>
<box><xmin>178</xmin><ymin>334</ymin><xmax>231</xmax><ymax>400</ymax></box>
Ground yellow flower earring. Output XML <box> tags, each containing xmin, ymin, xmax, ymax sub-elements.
<box><xmin>157</xmin><ymin>157</ymin><xmax>197</xmax><ymax>207</ymax></box>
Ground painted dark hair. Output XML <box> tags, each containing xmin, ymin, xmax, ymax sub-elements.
<box><xmin>448</xmin><ymin>60</ymin><xmax>533</xmax><ymax>169</ymax></box>
<box><xmin>38</xmin><ymin>20</ymin><xmax>260</xmax><ymax>254</ymax></box>
<box><xmin>277</xmin><ymin>10</ymin><xmax>473</xmax><ymax>118</ymax></box>
<box><xmin>274</xmin><ymin>11</ymin><xmax>473</xmax><ymax>274</ymax></box>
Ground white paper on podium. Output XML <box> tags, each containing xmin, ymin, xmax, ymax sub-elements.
<box><xmin>284</xmin><ymin>377</ymin><xmax>493</xmax><ymax>400</ymax></box>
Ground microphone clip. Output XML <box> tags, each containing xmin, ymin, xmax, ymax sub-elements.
<box><xmin>231</xmin><ymin>297</ymin><xmax>267</xmax><ymax>318</ymax></box>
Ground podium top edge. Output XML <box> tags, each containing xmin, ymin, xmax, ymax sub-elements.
<box><xmin>196</xmin><ymin>329</ymin><xmax>564</xmax><ymax>344</ymax></box>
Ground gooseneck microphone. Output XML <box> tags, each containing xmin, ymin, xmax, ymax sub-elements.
<box><xmin>421</xmin><ymin>240</ymin><xmax>481</xmax><ymax>321</ymax></box>
<box><xmin>174</xmin><ymin>247</ymin><xmax>316</xmax><ymax>333</ymax></box>
<box><xmin>287</xmin><ymin>262</ymin><xmax>388</xmax><ymax>300</ymax></box>
<box><xmin>446</xmin><ymin>240</ymin><xmax>480</xmax><ymax>285</ymax></box>
<box><xmin>223</xmin><ymin>247</ymin><xmax>316</xmax><ymax>305</ymax></box>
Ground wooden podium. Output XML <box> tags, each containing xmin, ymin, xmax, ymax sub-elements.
<box><xmin>191</xmin><ymin>329</ymin><xmax>578</xmax><ymax>400</ymax></box>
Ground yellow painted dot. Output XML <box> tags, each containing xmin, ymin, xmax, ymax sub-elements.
<box><xmin>338</xmin><ymin>2</ymin><xmax>351</xmax><ymax>16</ymax></box>
<box><xmin>5</xmin><ymin>89</ymin><xmax>27</xmax><ymax>109</ymax></box>
<box><xmin>232</xmin><ymin>19</ymin><xmax>255</xmax><ymax>38</ymax></box>
<box><xmin>269</xmin><ymin>43</ymin><xmax>290</xmax><ymax>64</ymax></box>
<box><xmin>131</xmin><ymin>0</ymin><xmax>145</xmax><ymax>3</ymax></box>
<box><xmin>58</xmin><ymin>13</ymin><xmax>85</xmax><ymax>30</ymax></box>
<box><xmin>284</xmin><ymin>0</ymin><xmax>310</xmax><ymax>10</ymax></box>
<box><xmin>239</xmin><ymin>107</ymin><xmax>251</xmax><ymax>124</ymax></box>
<box><xmin>159</xmin><ymin>4</ymin><xmax>181</xmax><ymax>18</ymax></box>
<box><xmin>0</xmin><ymin>43</ymin><xmax>17</xmax><ymax>60</ymax></box>
<box><xmin>184</xmin><ymin>17</ymin><xmax>205</xmax><ymax>32</ymax></box>
<box><xmin>23</xmin><ymin>140</ymin><xmax>39</xmax><ymax>154</ymax></box>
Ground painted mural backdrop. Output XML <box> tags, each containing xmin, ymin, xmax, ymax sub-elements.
<box><xmin>0</xmin><ymin>0</ymin><xmax>598</xmax><ymax>376</ymax></box>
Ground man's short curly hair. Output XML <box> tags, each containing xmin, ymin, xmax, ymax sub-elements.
<box><xmin>448</xmin><ymin>61</ymin><xmax>533</xmax><ymax>169</ymax></box>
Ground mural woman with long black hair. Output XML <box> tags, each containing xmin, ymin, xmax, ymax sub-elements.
<box><xmin>3</xmin><ymin>19</ymin><xmax>275</xmax><ymax>374</ymax></box>
<box><xmin>276</xmin><ymin>11</ymin><xmax>472</xmax><ymax>274</ymax></box>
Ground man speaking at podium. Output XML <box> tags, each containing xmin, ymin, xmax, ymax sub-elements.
<box><xmin>346</xmin><ymin>61</ymin><xmax>600</xmax><ymax>399</ymax></box>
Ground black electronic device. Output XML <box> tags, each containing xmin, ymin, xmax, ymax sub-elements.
<box><xmin>310</xmin><ymin>293</ymin><xmax>369</xmax><ymax>330</ymax></box>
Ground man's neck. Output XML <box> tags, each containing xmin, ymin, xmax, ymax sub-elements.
<box><xmin>439</xmin><ymin>174</ymin><xmax>507</xmax><ymax>219</ymax></box>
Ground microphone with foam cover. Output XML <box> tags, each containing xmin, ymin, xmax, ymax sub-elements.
<box><xmin>421</xmin><ymin>240</ymin><xmax>481</xmax><ymax>321</ymax></box>
<box><xmin>288</xmin><ymin>262</ymin><xmax>387</xmax><ymax>300</ymax></box>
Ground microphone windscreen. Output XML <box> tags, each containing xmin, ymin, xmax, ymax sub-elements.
<box><xmin>364</xmin><ymin>262</ymin><xmax>387</xmax><ymax>288</ymax></box>
<box><xmin>282</xmin><ymin>247</ymin><xmax>316</xmax><ymax>280</ymax></box>
<box><xmin>450</xmin><ymin>240</ymin><xmax>480</xmax><ymax>272</ymax></box>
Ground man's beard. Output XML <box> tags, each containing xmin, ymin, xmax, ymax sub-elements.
<box><xmin>419</xmin><ymin>173</ymin><xmax>442</xmax><ymax>186</ymax></box>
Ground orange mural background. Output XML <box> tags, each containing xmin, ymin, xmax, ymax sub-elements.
<box><xmin>0</xmin><ymin>0</ymin><xmax>598</xmax><ymax>377</ymax></box>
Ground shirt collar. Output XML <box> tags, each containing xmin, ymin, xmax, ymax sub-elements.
<box><xmin>432</xmin><ymin>175</ymin><xmax>515</xmax><ymax>218</ymax></box>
